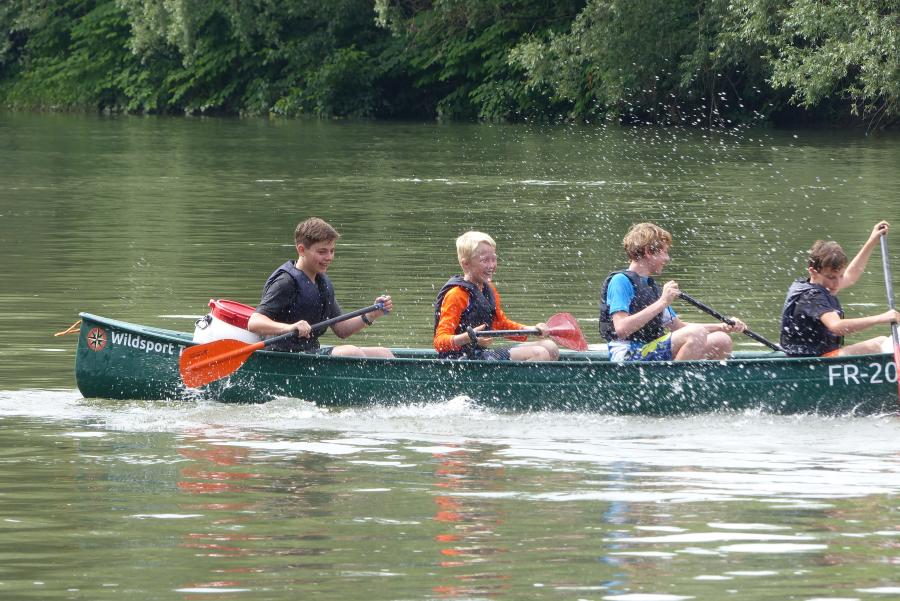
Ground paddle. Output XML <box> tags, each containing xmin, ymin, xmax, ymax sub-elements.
<box><xmin>464</xmin><ymin>312</ymin><xmax>588</xmax><ymax>351</ymax></box>
<box><xmin>878</xmin><ymin>233</ymin><xmax>900</xmax><ymax>400</ymax></box>
<box><xmin>678</xmin><ymin>292</ymin><xmax>783</xmax><ymax>352</ymax></box>
<box><xmin>180</xmin><ymin>303</ymin><xmax>384</xmax><ymax>388</ymax></box>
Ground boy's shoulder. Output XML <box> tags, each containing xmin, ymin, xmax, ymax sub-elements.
<box><xmin>787</xmin><ymin>279</ymin><xmax>841</xmax><ymax>311</ymax></box>
<box><xmin>606</xmin><ymin>270</ymin><xmax>639</xmax><ymax>292</ymax></box>
<box><xmin>608</xmin><ymin>271</ymin><xmax>633</xmax><ymax>283</ymax></box>
<box><xmin>787</xmin><ymin>278</ymin><xmax>830</xmax><ymax>298</ymax></box>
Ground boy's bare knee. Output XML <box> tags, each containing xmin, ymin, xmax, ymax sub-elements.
<box><xmin>708</xmin><ymin>331</ymin><xmax>732</xmax><ymax>349</ymax></box>
<box><xmin>533</xmin><ymin>347</ymin><xmax>551</xmax><ymax>361</ymax></box>
<box><xmin>543</xmin><ymin>340</ymin><xmax>560</xmax><ymax>360</ymax></box>
<box><xmin>516</xmin><ymin>346</ymin><xmax>550</xmax><ymax>362</ymax></box>
<box><xmin>706</xmin><ymin>331</ymin><xmax>733</xmax><ymax>358</ymax></box>
<box><xmin>332</xmin><ymin>345</ymin><xmax>364</xmax><ymax>357</ymax></box>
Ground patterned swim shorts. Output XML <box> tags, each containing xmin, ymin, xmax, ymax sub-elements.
<box><xmin>624</xmin><ymin>333</ymin><xmax>673</xmax><ymax>361</ymax></box>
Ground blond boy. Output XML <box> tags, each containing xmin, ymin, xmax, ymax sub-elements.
<box><xmin>433</xmin><ymin>231</ymin><xmax>558</xmax><ymax>361</ymax></box>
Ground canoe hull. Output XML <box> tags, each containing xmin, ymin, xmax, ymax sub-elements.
<box><xmin>74</xmin><ymin>313</ymin><xmax>900</xmax><ymax>415</ymax></box>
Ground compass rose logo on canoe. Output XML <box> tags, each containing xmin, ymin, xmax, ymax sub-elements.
<box><xmin>86</xmin><ymin>327</ymin><xmax>108</xmax><ymax>352</ymax></box>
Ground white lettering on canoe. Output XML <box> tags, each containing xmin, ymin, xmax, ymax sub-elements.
<box><xmin>844</xmin><ymin>364</ymin><xmax>860</xmax><ymax>384</ymax></box>
<box><xmin>828</xmin><ymin>361</ymin><xmax>897</xmax><ymax>386</ymax></box>
<box><xmin>110</xmin><ymin>331</ymin><xmax>184</xmax><ymax>356</ymax></box>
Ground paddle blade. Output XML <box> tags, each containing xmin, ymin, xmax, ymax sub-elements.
<box><xmin>179</xmin><ymin>338</ymin><xmax>263</xmax><ymax>388</ymax></box>
<box><xmin>546</xmin><ymin>312</ymin><xmax>588</xmax><ymax>351</ymax></box>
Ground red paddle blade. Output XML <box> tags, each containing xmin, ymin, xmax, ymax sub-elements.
<box><xmin>546</xmin><ymin>312</ymin><xmax>588</xmax><ymax>351</ymax></box>
<box><xmin>179</xmin><ymin>338</ymin><xmax>264</xmax><ymax>388</ymax></box>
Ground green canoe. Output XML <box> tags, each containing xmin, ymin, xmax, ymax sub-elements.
<box><xmin>74</xmin><ymin>312</ymin><xmax>900</xmax><ymax>415</ymax></box>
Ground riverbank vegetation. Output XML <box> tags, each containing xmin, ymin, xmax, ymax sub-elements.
<box><xmin>1</xmin><ymin>1</ymin><xmax>897</xmax><ymax>128</ymax></box>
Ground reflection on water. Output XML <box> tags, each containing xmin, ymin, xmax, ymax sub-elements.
<box><xmin>0</xmin><ymin>392</ymin><xmax>898</xmax><ymax>599</ymax></box>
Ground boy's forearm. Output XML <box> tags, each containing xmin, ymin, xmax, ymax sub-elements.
<box><xmin>843</xmin><ymin>237</ymin><xmax>880</xmax><ymax>287</ymax></box>
<box><xmin>332</xmin><ymin>318</ymin><xmax>366</xmax><ymax>339</ymax></box>
<box><xmin>613</xmin><ymin>300</ymin><xmax>667</xmax><ymax>338</ymax></box>
<box><xmin>248</xmin><ymin>313</ymin><xmax>292</xmax><ymax>336</ymax></box>
<box><xmin>826</xmin><ymin>315</ymin><xmax>881</xmax><ymax>336</ymax></box>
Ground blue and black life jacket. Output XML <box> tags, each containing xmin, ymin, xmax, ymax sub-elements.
<box><xmin>780</xmin><ymin>278</ymin><xmax>843</xmax><ymax>356</ymax></box>
<box><xmin>598</xmin><ymin>270</ymin><xmax>666</xmax><ymax>343</ymax></box>
<box><xmin>433</xmin><ymin>276</ymin><xmax>497</xmax><ymax>357</ymax></box>
<box><xmin>261</xmin><ymin>260</ymin><xmax>337</xmax><ymax>351</ymax></box>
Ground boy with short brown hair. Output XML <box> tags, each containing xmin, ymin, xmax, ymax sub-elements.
<box><xmin>599</xmin><ymin>222</ymin><xmax>747</xmax><ymax>361</ymax></box>
<box><xmin>248</xmin><ymin>217</ymin><xmax>394</xmax><ymax>358</ymax></box>
<box><xmin>780</xmin><ymin>221</ymin><xmax>900</xmax><ymax>357</ymax></box>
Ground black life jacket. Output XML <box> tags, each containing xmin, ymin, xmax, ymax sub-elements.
<box><xmin>598</xmin><ymin>270</ymin><xmax>666</xmax><ymax>343</ymax></box>
<box><xmin>433</xmin><ymin>276</ymin><xmax>497</xmax><ymax>357</ymax></box>
<box><xmin>261</xmin><ymin>260</ymin><xmax>336</xmax><ymax>351</ymax></box>
<box><xmin>780</xmin><ymin>278</ymin><xmax>843</xmax><ymax>356</ymax></box>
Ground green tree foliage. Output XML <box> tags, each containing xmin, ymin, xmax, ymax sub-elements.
<box><xmin>0</xmin><ymin>0</ymin><xmax>165</xmax><ymax>111</ymax></box>
<box><xmin>117</xmin><ymin>0</ymin><xmax>400</xmax><ymax>116</ymax></box>
<box><xmin>0</xmin><ymin>0</ymin><xmax>409</xmax><ymax>116</ymax></box>
<box><xmin>0</xmin><ymin>0</ymin><xmax>897</xmax><ymax>126</ymax></box>
<box><xmin>375</xmin><ymin>0</ymin><xmax>587</xmax><ymax>121</ymax></box>
<box><xmin>511</xmin><ymin>0</ymin><xmax>898</xmax><ymax>128</ymax></box>
<box><xmin>735</xmin><ymin>0</ymin><xmax>900</xmax><ymax>128</ymax></box>
<box><xmin>511</xmin><ymin>0</ymin><xmax>781</xmax><ymax>125</ymax></box>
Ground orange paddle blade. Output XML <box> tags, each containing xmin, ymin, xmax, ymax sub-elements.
<box><xmin>546</xmin><ymin>312</ymin><xmax>588</xmax><ymax>351</ymax></box>
<box><xmin>180</xmin><ymin>338</ymin><xmax>265</xmax><ymax>388</ymax></box>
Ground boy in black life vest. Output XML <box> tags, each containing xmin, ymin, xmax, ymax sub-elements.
<box><xmin>599</xmin><ymin>222</ymin><xmax>747</xmax><ymax>361</ymax></box>
<box><xmin>247</xmin><ymin>217</ymin><xmax>394</xmax><ymax>358</ymax></box>
<box><xmin>780</xmin><ymin>221</ymin><xmax>900</xmax><ymax>357</ymax></box>
<box><xmin>433</xmin><ymin>231</ymin><xmax>559</xmax><ymax>361</ymax></box>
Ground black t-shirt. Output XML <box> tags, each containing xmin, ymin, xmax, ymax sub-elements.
<box><xmin>780</xmin><ymin>279</ymin><xmax>843</xmax><ymax>356</ymax></box>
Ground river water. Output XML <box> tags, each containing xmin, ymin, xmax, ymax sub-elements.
<box><xmin>0</xmin><ymin>113</ymin><xmax>898</xmax><ymax>599</ymax></box>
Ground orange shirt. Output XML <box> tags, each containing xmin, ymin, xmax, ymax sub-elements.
<box><xmin>433</xmin><ymin>283</ymin><xmax>527</xmax><ymax>352</ymax></box>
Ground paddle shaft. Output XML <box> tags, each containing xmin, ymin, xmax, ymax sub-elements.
<box><xmin>463</xmin><ymin>312</ymin><xmax>589</xmax><ymax>352</ymax></box>
<box><xmin>468</xmin><ymin>328</ymin><xmax>541</xmax><ymax>339</ymax></box>
<box><xmin>259</xmin><ymin>302</ymin><xmax>384</xmax><ymax>349</ymax></box>
<box><xmin>878</xmin><ymin>234</ymin><xmax>900</xmax><ymax>400</ymax></box>
<box><xmin>678</xmin><ymin>292</ymin><xmax>783</xmax><ymax>352</ymax></box>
